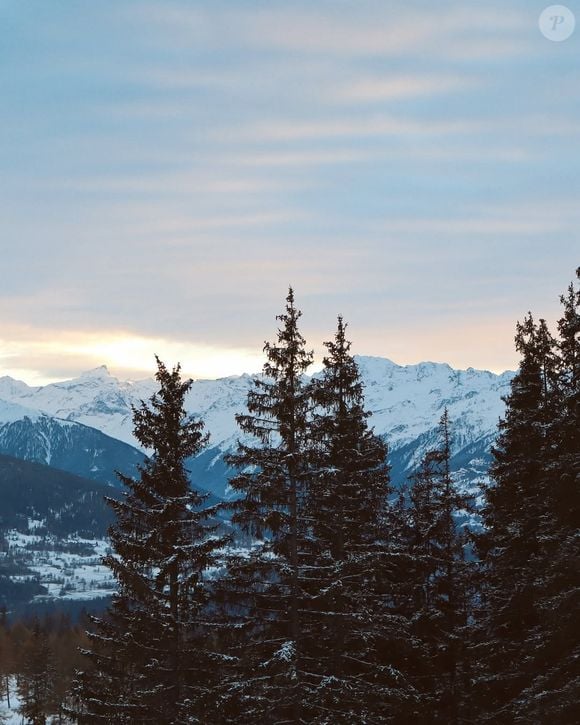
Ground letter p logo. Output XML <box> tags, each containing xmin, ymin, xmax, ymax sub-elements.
<box><xmin>539</xmin><ymin>5</ymin><xmax>575</xmax><ymax>41</ymax></box>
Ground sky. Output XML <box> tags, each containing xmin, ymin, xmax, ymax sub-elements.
<box><xmin>0</xmin><ymin>0</ymin><xmax>578</xmax><ymax>385</ymax></box>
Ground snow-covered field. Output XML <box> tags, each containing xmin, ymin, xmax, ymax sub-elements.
<box><xmin>3</xmin><ymin>523</ymin><xmax>114</xmax><ymax>605</ymax></box>
<box><xmin>0</xmin><ymin>677</ymin><xmax>23</xmax><ymax>724</ymax></box>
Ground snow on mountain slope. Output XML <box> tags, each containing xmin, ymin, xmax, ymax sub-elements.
<box><xmin>0</xmin><ymin>398</ymin><xmax>44</xmax><ymax>425</ymax></box>
<box><xmin>0</xmin><ymin>365</ymin><xmax>256</xmax><ymax>452</ymax></box>
<box><xmin>0</xmin><ymin>357</ymin><xmax>514</xmax><ymax>497</ymax></box>
<box><xmin>0</xmin><ymin>366</ymin><xmax>155</xmax><ymax>447</ymax></box>
<box><xmin>0</xmin><ymin>409</ymin><xmax>145</xmax><ymax>486</ymax></box>
<box><xmin>355</xmin><ymin>356</ymin><xmax>512</xmax><ymax>456</ymax></box>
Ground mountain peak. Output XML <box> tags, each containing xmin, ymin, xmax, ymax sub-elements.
<box><xmin>79</xmin><ymin>365</ymin><xmax>111</xmax><ymax>380</ymax></box>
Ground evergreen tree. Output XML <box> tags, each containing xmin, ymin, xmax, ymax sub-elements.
<box><xmin>473</xmin><ymin>313</ymin><xmax>559</xmax><ymax>721</ymax></box>
<box><xmin>397</xmin><ymin>410</ymin><xmax>472</xmax><ymax>723</ymax></box>
<box><xmin>309</xmin><ymin>317</ymin><xmax>389</xmax><ymax>554</ymax></box>
<box><xmin>72</xmin><ymin>357</ymin><xmax>227</xmax><ymax>723</ymax></box>
<box><xmin>0</xmin><ymin>618</ymin><xmax>12</xmax><ymax>711</ymax></box>
<box><xmin>302</xmin><ymin>317</ymin><xmax>412</xmax><ymax>722</ymax></box>
<box><xmin>511</xmin><ymin>271</ymin><xmax>580</xmax><ymax>721</ymax></box>
<box><xmin>17</xmin><ymin>620</ymin><xmax>55</xmax><ymax>725</ymax></box>
<box><xmin>218</xmin><ymin>288</ymin><xmax>314</xmax><ymax>723</ymax></box>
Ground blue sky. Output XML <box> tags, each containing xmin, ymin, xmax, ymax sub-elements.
<box><xmin>0</xmin><ymin>0</ymin><xmax>578</xmax><ymax>383</ymax></box>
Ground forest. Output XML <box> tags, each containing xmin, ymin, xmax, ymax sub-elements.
<box><xmin>0</xmin><ymin>269</ymin><xmax>578</xmax><ymax>724</ymax></box>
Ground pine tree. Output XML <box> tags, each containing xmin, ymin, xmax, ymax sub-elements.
<box><xmin>473</xmin><ymin>313</ymin><xmax>559</xmax><ymax>721</ymax></box>
<box><xmin>511</xmin><ymin>271</ymin><xmax>580</xmax><ymax>721</ymax></box>
<box><xmin>72</xmin><ymin>357</ymin><xmax>227</xmax><ymax>723</ymax></box>
<box><xmin>551</xmin><ymin>268</ymin><xmax>580</xmax><ymax>523</ymax></box>
<box><xmin>397</xmin><ymin>410</ymin><xmax>472</xmax><ymax>723</ymax></box>
<box><xmin>302</xmin><ymin>317</ymin><xmax>412</xmax><ymax>722</ymax></box>
<box><xmin>309</xmin><ymin>317</ymin><xmax>389</xmax><ymax>555</ymax></box>
<box><xmin>17</xmin><ymin>620</ymin><xmax>56</xmax><ymax>725</ymax></box>
<box><xmin>0</xmin><ymin>618</ymin><xmax>12</xmax><ymax>712</ymax></box>
<box><xmin>218</xmin><ymin>288</ymin><xmax>314</xmax><ymax>723</ymax></box>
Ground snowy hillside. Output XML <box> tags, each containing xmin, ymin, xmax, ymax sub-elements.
<box><xmin>0</xmin><ymin>455</ymin><xmax>118</xmax><ymax>613</ymax></box>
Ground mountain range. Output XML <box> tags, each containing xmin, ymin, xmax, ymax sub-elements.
<box><xmin>0</xmin><ymin>356</ymin><xmax>514</xmax><ymax>610</ymax></box>
<box><xmin>0</xmin><ymin>357</ymin><xmax>514</xmax><ymax>498</ymax></box>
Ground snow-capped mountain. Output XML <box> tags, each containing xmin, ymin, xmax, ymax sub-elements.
<box><xmin>0</xmin><ymin>367</ymin><xmax>156</xmax><ymax>448</ymax></box>
<box><xmin>0</xmin><ymin>357</ymin><xmax>515</xmax><ymax>611</ymax></box>
<box><xmin>0</xmin><ymin>415</ymin><xmax>145</xmax><ymax>487</ymax></box>
<box><xmin>0</xmin><ymin>357</ymin><xmax>514</xmax><ymax>498</ymax></box>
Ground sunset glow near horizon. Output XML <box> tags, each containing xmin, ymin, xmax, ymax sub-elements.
<box><xmin>1</xmin><ymin>1</ymin><xmax>578</xmax><ymax>386</ymax></box>
<box><xmin>0</xmin><ymin>315</ymin><xmax>531</xmax><ymax>386</ymax></box>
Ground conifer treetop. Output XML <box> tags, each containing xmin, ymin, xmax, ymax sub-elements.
<box><xmin>261</xmin><ymin>286</ymin><xmax>313</xmax><ymax>382</ymax></box>
<box><xmin>131</xmin><ymin>355</ymin><xmax>208</xmax><ymax>462</ymax></box>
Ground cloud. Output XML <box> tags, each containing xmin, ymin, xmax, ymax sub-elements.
<box><xmin>126</xmin><ymin>2</ymin><xmax>532</xmax><ymax>76</ymax></box>
<box><xmin>187</xmin><ymin>3</ymin><xmax>526</xmax><ymax>60</ymax></box>
<box><xmin>376</xmin><ymin>217</ymin><xmax>566</xmax><ymax>236</ymax></box>
<box><xmin>46</xmin><ymin>173</ymin><xmax>312</xmax><ymax>197</ymax></box>
<box><xmin>229</xmin><ymin>149</ymin><xmax>375</xmax><ymax>167</ymax></box>
<box><xmin>219</xmin><ymin>115</ymin><xmax>486</xmax><ymax>143</ymax></box>
<box><xmin>330</xmin><ymin>74</ymin><xmax>476</xmax><ymax>103</ymax></box>
<box><xmin>0</xmin><ymin>327</ymin><xmax>266</xmax><ymax>384</ymax></box>
<box><xmin>356</xmin><ymin>314</ymin><xmax>521</xmax><ymax>374</ymax></box>
<box><xmin>1</xmin><ymin>0</ymin><xmax>578</xmax><ymax>383</ymax></box>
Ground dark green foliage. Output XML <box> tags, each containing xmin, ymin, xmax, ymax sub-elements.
<box><xmin>474</xmin><ymin>315</ymin><xmax>557</xmax><ymax>720</ymax></box>
<box><xmin>219</xmin><ymin>288</ymin><xmax>314</xmax><ymax>723</ymax></box>
<box><xmin>73</xmin><ymin>357</ymin><xmax>228</xmax><ymax>723</ymax></box>
<box><xmin>45</xmin><ymin>276</ymin><xmax>579</xmax><ymax>722</ymax></box>
<box><xmin>302</xmin><ymin>317</ymin><xmax>412</xmax><ymax>722</ymax></box>
<box><xmin>0</xmin><ymin>613</ymin><xmax>92</xmax><ymax>721</ymax></box>
<box><xmin>474</xmin><ymin>270</ymin><xmax>580</xmax><ymax>722</ymax></box>
<box><xmin>0</xmin><ymin>577</ymin><xmax>47</xmax><ymax>605</ymax></box>
<box><xmin>219</xmin><ymin>307</ymin><xmax>419</xmax><ymax>722</ymax></box>
<box><xmin>517</xmin><ymin>271</ymin><xmax>580</xmax><ymax>722</ymax></box>
<box><xmin>396</xmin><ymin>410</ymin><xmax>473</xmax><ymax>723</ymax></box>
<box><xmin>309</xmin><ymin>317</ymin><xmax>390</xmax><ymax>550</ymax></box>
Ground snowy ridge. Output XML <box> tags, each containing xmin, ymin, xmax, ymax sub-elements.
<box><xmin>0</xmin><ymin>358</ymin><xmax>514</xmax><ymax>498</ymax></box>
<box><xmin>0</xmin><ymin>365</ymin><xmax>157</xmax><ymax>447</ymax></box>
<box><xmin>0</xmin><ymin>397</ymin><xmax>44</xmax><ymax>425</ymax></box>
<box><xmin>0</xmin><ymin>359</ymin><xmax>513</xmax><ymax>450</ymax></box>
<box><xmin>354</xmin><ymin>356</ymin><xmax>512</xmax><ymax>457</ymax></box>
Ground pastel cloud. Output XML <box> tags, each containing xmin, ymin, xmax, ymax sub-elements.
<box><xmin>332</xmin><ymin>74</ymin><xmax>476</xmax><ymax>103</ymax></box>
<box><xmin>0</xmin><ymin>0</ymin><xmax>578</xmax><ymax>384</ymax></box>
<box><xmin>0</xmin><ymin>328</ymin><xmax>265</xmax><ymax>385</ymax></box>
